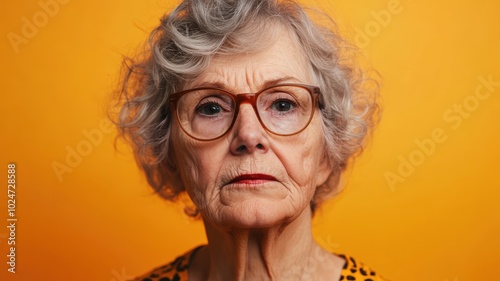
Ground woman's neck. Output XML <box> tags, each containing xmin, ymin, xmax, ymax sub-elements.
<box><xmin>190</xmin><ymin>207</ymin><xmax>343</xmax><ymax>281</ymax></box>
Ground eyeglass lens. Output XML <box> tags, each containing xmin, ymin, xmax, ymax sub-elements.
<box><xmin>175</xmin><ymin>85</ymin><xmax>315</xmax><ymax>140</ymax></box>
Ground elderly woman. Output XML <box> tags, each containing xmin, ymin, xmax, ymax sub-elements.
<box><xmin>115</xmin><ymin>0</ymin><xmax>383</xmax><ymax>280</ymax></box>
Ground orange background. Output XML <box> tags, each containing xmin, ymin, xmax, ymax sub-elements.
<box><xmin>1</xmin><ymin>0</ymin><xmax>499</xmax><ymax>280</ymax></box>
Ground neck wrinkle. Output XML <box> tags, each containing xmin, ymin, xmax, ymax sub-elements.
<box><xmin>202</xmin><ymin>206</ymin><xmax>318</xmax><ymax>281</ymax></box>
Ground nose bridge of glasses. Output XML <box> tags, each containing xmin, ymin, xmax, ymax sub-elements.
<box><xmin>235</xmin><ymin>93</ymin><xmax>256</xmax><ymax>103</ymax></box>
<box><xmin>233</xmin><ymin>93</ymin><xmax>266</xmax><ymax>130</ymax></box>
<box><xmin>235</xmin><ymin>93</ymin><xmax>259</xmax><ymax>112</ymax></box>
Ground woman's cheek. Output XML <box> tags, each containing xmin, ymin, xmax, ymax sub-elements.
<box><xmin>278</xmin><ymin>137</ymin><xmax>318</xmax><ymax>187</ymax></box>
<box><xmin>183</xmin><ymin>154</ymin><xmax>219</xmax><ymax>209</ymax></box>
<box><xmin>174</xmin><ymin>148</ymin><xmax>204</xmax><ymax>202</ymax></box>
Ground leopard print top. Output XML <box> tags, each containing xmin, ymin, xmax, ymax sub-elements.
<box><xmin>132</xmin><ymin>246</ymin><xmax>388</xmax><ymax>281</ymax></box>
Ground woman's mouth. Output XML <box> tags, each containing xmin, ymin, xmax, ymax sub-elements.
<box><xmin>228</xmin><ymin>174</ymin><xmax>277</xmax><ymax>185</ymax></box>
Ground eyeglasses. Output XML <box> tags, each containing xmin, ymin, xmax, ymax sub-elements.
<box><xmin>169</xmin><ymin>83</ymin><xmax>321</xmax><ymax>141</ymax></box>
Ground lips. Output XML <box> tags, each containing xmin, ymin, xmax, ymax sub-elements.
<box><xmin>228</xmin><ymin>173</ymin><xmax>277</xmax><ymax>184</ymax></box>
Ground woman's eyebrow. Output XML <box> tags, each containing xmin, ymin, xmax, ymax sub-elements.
<box><xmin>261</xmin><ymin>77</ymin><xmax>302</xmax><ymax>88</ymax></box>
<box><xmin>189</xmin><ymin>76</ymin><xmax>302</xmax><ymax>92</ymax></box>
<box><xmin>189</xmin><ymin>81</ymin><xmax>227</xmax><ymax>90</ymax></box>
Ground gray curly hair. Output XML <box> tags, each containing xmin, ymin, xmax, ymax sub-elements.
<box><xmin>113</xmin><ymin>0</ymin><xmax>379</xmax><ymax>216</ymax></box>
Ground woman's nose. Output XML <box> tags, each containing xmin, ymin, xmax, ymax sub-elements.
<box><xmin>229</xmin><ymin>104</ymin><xmax>270</xmax><ymax>155</ymax></box>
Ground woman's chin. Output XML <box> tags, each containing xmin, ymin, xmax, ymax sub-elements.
<box><xmin>206</xmin><ymin>199</ymin><xmax>305</xmax><ymax>229</ymax></box>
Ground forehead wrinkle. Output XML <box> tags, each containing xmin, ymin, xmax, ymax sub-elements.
<box><xmin>184</xmin><ymin>29</ymin><xmax>312</xmax><ymax>92</ymax></box>
<box><xmin>186</xmin><ymin>65</ymin><xmax>305</xmax><ymax>93</ymax></box>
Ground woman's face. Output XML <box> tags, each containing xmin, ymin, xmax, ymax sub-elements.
<box><xmin>171</xmin><ymin>28</ymin><xmax>332</xmax><ymax>229</ymax></box>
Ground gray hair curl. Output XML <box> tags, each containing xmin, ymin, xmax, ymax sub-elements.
<box><xmin>112</xmin><ymin>0</ymin><xmax>379</xmax><ymax>216</ymax></box>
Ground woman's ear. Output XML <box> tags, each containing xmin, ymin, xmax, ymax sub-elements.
<box><xmin>155</xmin><ymin>156</ymin><xmax>185</xmax><ymax>201</ymax></box>
<box><xmin>165</xmin><ymin>157</ymin><xmax>185</xmax><ymax>193</ymax></box>
<box><xmin>315</xmin><ymin>152</ymin><xmax>333</xmax><ymax>186</ymax></box>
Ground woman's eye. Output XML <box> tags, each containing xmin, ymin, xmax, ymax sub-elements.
<box><xmin>271</xmin><ymin>99</ymin><xmax>295</xmax><ymax>112</ymax></box>
<box><xmin>196</xmin><ymin>103</ymin><xmax>223</xmax><ymax>116</ymax></box>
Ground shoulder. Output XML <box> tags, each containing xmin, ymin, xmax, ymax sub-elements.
<box><xmin>337</xmin><ymin>253</ymin><xmax>390</xmax><ymax>281</ymax></box>
<box><xmin>130</xmin><ymin>248</ymin><xmax>389</xmax><ymax>281</ymax></box>
<box><xmin>130</xmin><ymin>246</ymin><xmax>203</xmax><ymax>281</ymax></box>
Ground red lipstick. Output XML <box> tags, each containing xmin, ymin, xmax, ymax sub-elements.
<box><xmin>229</xmin><ymin>174</ymin><xmax>277</xmax><ymax>184</ymax></box>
